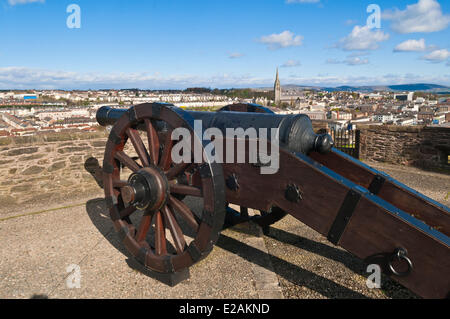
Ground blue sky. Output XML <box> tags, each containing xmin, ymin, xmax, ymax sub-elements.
<box><xmin>1</xmin><ymin>0</ymin><xmax>450</xmax><ymax>89</ymax></box>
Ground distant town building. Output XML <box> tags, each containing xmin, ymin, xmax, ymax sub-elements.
<box><xmin>418</xmin><ymin>112</ymin><xmax>434</xmax><ymax>123</ymax></box>
<box><xmin>394</xmin><ymin>92</ymin><xmax>414</xmax><ymax>102</ymax></box>
<box><xmin>373</xmin><ymin>112</ymin><xmax>394</xmax><ymax>123</ymax></box>
<box><xmin>301</xmin><ymin>111</ymin><xmax>327</xmax><ymax>120</ymax></box>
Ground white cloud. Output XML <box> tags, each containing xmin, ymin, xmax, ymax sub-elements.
<box><xmin>281</xmin><ymin>60</ymin><xmax>301</xmax><ymax>68</ymax></box>
<box><xmin>0</xmin><ymin>67</ymin><xmax>270</xmax><ymax>90</ymax></box>
<box><xmin>421</xmin><ymin>49</ymin><xmax>450</xmax><ymax>62</ymax></box>
<box><xmin>258</xmin><ymin>31</ymin><xmax>304</xmax><ymax>50</ymax></box>
<box><xmin>394</xmin><ymin>39</ymin><xmax>427</xmax><ymax>52</ymax></box>
<box><xmin>337</xmin><ymin>25</ymin><xmax>389</xmax><ymax>51</ymax></box>
<box><xmin>285</xmin><ymin>73</ymin><xmax>450</xmax><ymax>87</ymax></box>
<box><xmin>8</xmin><ymin>0</ymin><xmax>44</xmax><ymax>5</ymax></box>
<box><xmin>383</xmin><ymin>0</ymin><xmax>450</xmax><ymax>33</ymax></box>
<box><xmin>345</xmin><ymin>57</ymin><xmax>369</xmax><ymax>66</ymax></box>
<box><xmin>326</xmin><ymin>56</ymin><xmax>369</xmax><ymax>66</ymax></box>
<box><xmin>228</xmin><ymin>52</ymin><xmax>244</xmax><ymax>59</ymax></box>
<box><xmin>347</xmin><ymin>51</ymin><xmax>370</xmax><ymax>58</ymax></box>
<box><xmin>1</xmin><ymin>66</ymin><xmax>449</xmax><ymax>89</ymax></box>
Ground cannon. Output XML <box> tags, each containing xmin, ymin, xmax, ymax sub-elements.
<box><xmin>90</xmin><ymin>102</ymin><xmax>450</xmax><ymax>298</ymax></box>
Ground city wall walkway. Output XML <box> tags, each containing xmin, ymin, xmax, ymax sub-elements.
<box><xmin>0</xmin><ymin>162</ymin><xmax>448</xmax><ymax>299</ymax></box>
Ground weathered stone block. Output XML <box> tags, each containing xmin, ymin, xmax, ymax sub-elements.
<box><xmin>60</xmin><ymin>142</ymin><xmax>75</xmax><ymax>147</ymax></box>
<box><xmin>69</xmin><ymin>155</ymin><xmax>83</xmax><ymax>164</ymax></box>
<box><xmin>40</xmin><ymin>182</ymin><xmax>60</xmax><ymax>190</ymax></box>
<box><xmin>11</xmin><ymin>184</ymin><xmax>33</xmax><ymax>193</ymax></box>
<box><xmin>6</xmin><ymin>147</ymin><xmax>39</xmax><ymax>156</ymax></box>
<box><xmin>57</xmin><ymin>146</ymin><xmax>91</xmax><ymax>154</ymax></box>
<box><xmin>91</xmin><ymin>140</ymin><xmax>106</xmax><ymax>148</ymax></box>
<box><xmin>21</xmin><ymin>153</ymin><xmax>46</xmax><ymax>161</ymax></box>
<box><xmin>22</xmin><ymin>166</ymin><xmax>45</xmax><ymax>175</ymax></box>
<box><xmin>48</xmin><ymin>161</ymin><xmax>66</xmax><ymax>172</ymax></box>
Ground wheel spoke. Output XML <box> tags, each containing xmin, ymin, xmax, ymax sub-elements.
<box><xmin>170</xmin><ymin>184</ymin><xmax>202</xmax><ymax>197</ymax></box>
<box><xmin>166</xmin><ymin>162</ymin><xmax>190</xmax><ymax>180</ymax></box>
<box><xmin>162</xmin><ymin>205</ymin><xmax>186</xmax><ymax>254</ymax></box>
<box><xmin>240</xmin><ymin>207</ymin><xmax>249</xmax><ymax>219</ymax></box>
<box><xmin>120</xmin><ymin>205</ymin><xmax>137</xmax><ymax>219</ymax></box>
<box><xmin>154</xmin><ymin>210</ymin><xmax>167</xmax><ymax>256</ymax></box>
<box><xmin>145</xmin><ymin>119</ymin><xmax>160</xmax><ymax>165</ymax></box>
<box><xmin>168</xmin><ymin>195</ymin><xmax>199</xmax><ymax>231</ymax></box>
<box><xmin>159</xmin><ymin>129</ymin><xmax>174</xmax><ymax>171</ymax></box>
<box><xmin>113</xmin><ymin>180</ymin><xmax>128</xmax><ymax>188</ymax></box>
<box><xmin>135</xmin><ymin>214</ymin><xmax>152</xmax><ymax>243</ymax></box>
<box><xmin>115</xmin><ymin>151</ymin><xmax>142</xmax><ymax>172</ymax></box>
<box><xmin>126</xmin><ymin>128</ymin><xmax>150</xmax><ymax>167</ymax></box>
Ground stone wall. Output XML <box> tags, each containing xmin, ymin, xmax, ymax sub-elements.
<box><xmin>0</xmin><ymin>130</ymin><xmax>109</xmax><ymax>210</ymax></box>
<box><xmin>358</xmin><ymin>125</ymin><xmax>450</xmax><ymax>171</ymax></box>
<box><xmin>311</xmin><ymin>120</ymin><xmax>329</xmax><ymax>133</ymax></box>
<box><xmin>311</xmin><ymin>120</ymin><xmax>450</xmax><ymax>172</ymax></box>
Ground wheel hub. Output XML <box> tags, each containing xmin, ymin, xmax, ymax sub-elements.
<box><xmin>122</xmin><ymin>165</ymin><xmax>169</xmax><ymax>212</ymax></box>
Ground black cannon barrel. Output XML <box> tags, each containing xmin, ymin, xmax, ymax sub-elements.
<box><xmin>96</xmin><ymin>106</ymin><xmax>127</xmax><ymax>127</ymax></box>
<box><xmin>96</xmin><ymin>105</ymin><xmax>333</xmax><ymax>154</ymax></box>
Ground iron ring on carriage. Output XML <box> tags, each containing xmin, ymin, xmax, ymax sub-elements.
<box><xmin>388</xmin><ymin>248</ymin><xmax>413</xmax><ymax>277</ymax></box>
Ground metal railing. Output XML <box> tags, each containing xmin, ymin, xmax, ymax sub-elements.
<box><xmin>329</xmin><ymin>129</ymin><xmax>360</xmax><ymax>159</ymax></box>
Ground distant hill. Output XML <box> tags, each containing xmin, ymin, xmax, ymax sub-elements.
<box><xmin>275</xmin><ymin>83</ymin><xmax>450</xmax><ymax>93</ymax></box>
<box><xmin>387</xmin><ymin>84</ymin><xmax>449</xmax><ymax>92</ymax></box>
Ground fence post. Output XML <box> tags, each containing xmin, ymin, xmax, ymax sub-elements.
<box><xmin>355</xmin><ymin>129</ymin><xmax>361</xmax><ymax>159</ymax></box>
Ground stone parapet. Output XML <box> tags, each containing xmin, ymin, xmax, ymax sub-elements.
<box><xmin>358</xmin><ymin>125</ymin><xmax>450</xmax><ymax>171</ymax></box>
<box><xmin>0</xmin><ymin>130</ymin><xmax>109</xmax><ymax>209</ymax></box>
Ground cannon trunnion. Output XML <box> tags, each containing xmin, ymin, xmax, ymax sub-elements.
<box><xmin>92</xmin><ymin>102</ymin><xmax>450</xmax><ymax>298</ymax></box>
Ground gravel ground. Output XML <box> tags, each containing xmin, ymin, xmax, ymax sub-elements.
<box><xmin>0</xmin><ymin>198</ymin><xmax>261</xmax><ymax>299</ymax></box>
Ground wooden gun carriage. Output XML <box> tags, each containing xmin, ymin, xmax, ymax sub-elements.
<box><xmin>90</xmin><ymin>102</ymin><xmax>450</xmax><ymax>298</ymax></box>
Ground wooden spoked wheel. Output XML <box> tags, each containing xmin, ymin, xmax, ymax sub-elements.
<box><xmin>102</xmin><ymin>103</ymin><xmax>225</xmax><ymax>274</ymax></box>
<box><xmin>218</xmin><ymin>103</ymin><xmax>288</xmax><ymax>229</ymax></box>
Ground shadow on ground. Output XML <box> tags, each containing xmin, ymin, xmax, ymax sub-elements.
<box><xmin>85</xmin><ymin>198</ymin><xmax>182</xmax><ymax>281</ymax></box>
<box><xmin>216</xmin><ymin>234</ymin><xmax>367</xmax><ymax>299</ymax></box>
<box><xmin>85</xmin><ymin>197</ymin><xmax>414</xmax><ymax>299</ymax></box>
<box><xmin>265</xmin><ymin>227</ymin><xmax>418</xmax><ymax>299</ymax></box>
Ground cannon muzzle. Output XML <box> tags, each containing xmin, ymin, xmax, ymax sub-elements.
<box><xmin>96</xmin><ymin>106</ymin><xmax>127</xmax><ymax>127</ymax></box>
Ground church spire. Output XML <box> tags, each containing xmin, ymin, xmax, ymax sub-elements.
<box><xmin>274</xmin><ymin>68</ymin><xmax>281</xmax><ymax>106</ymax></box>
